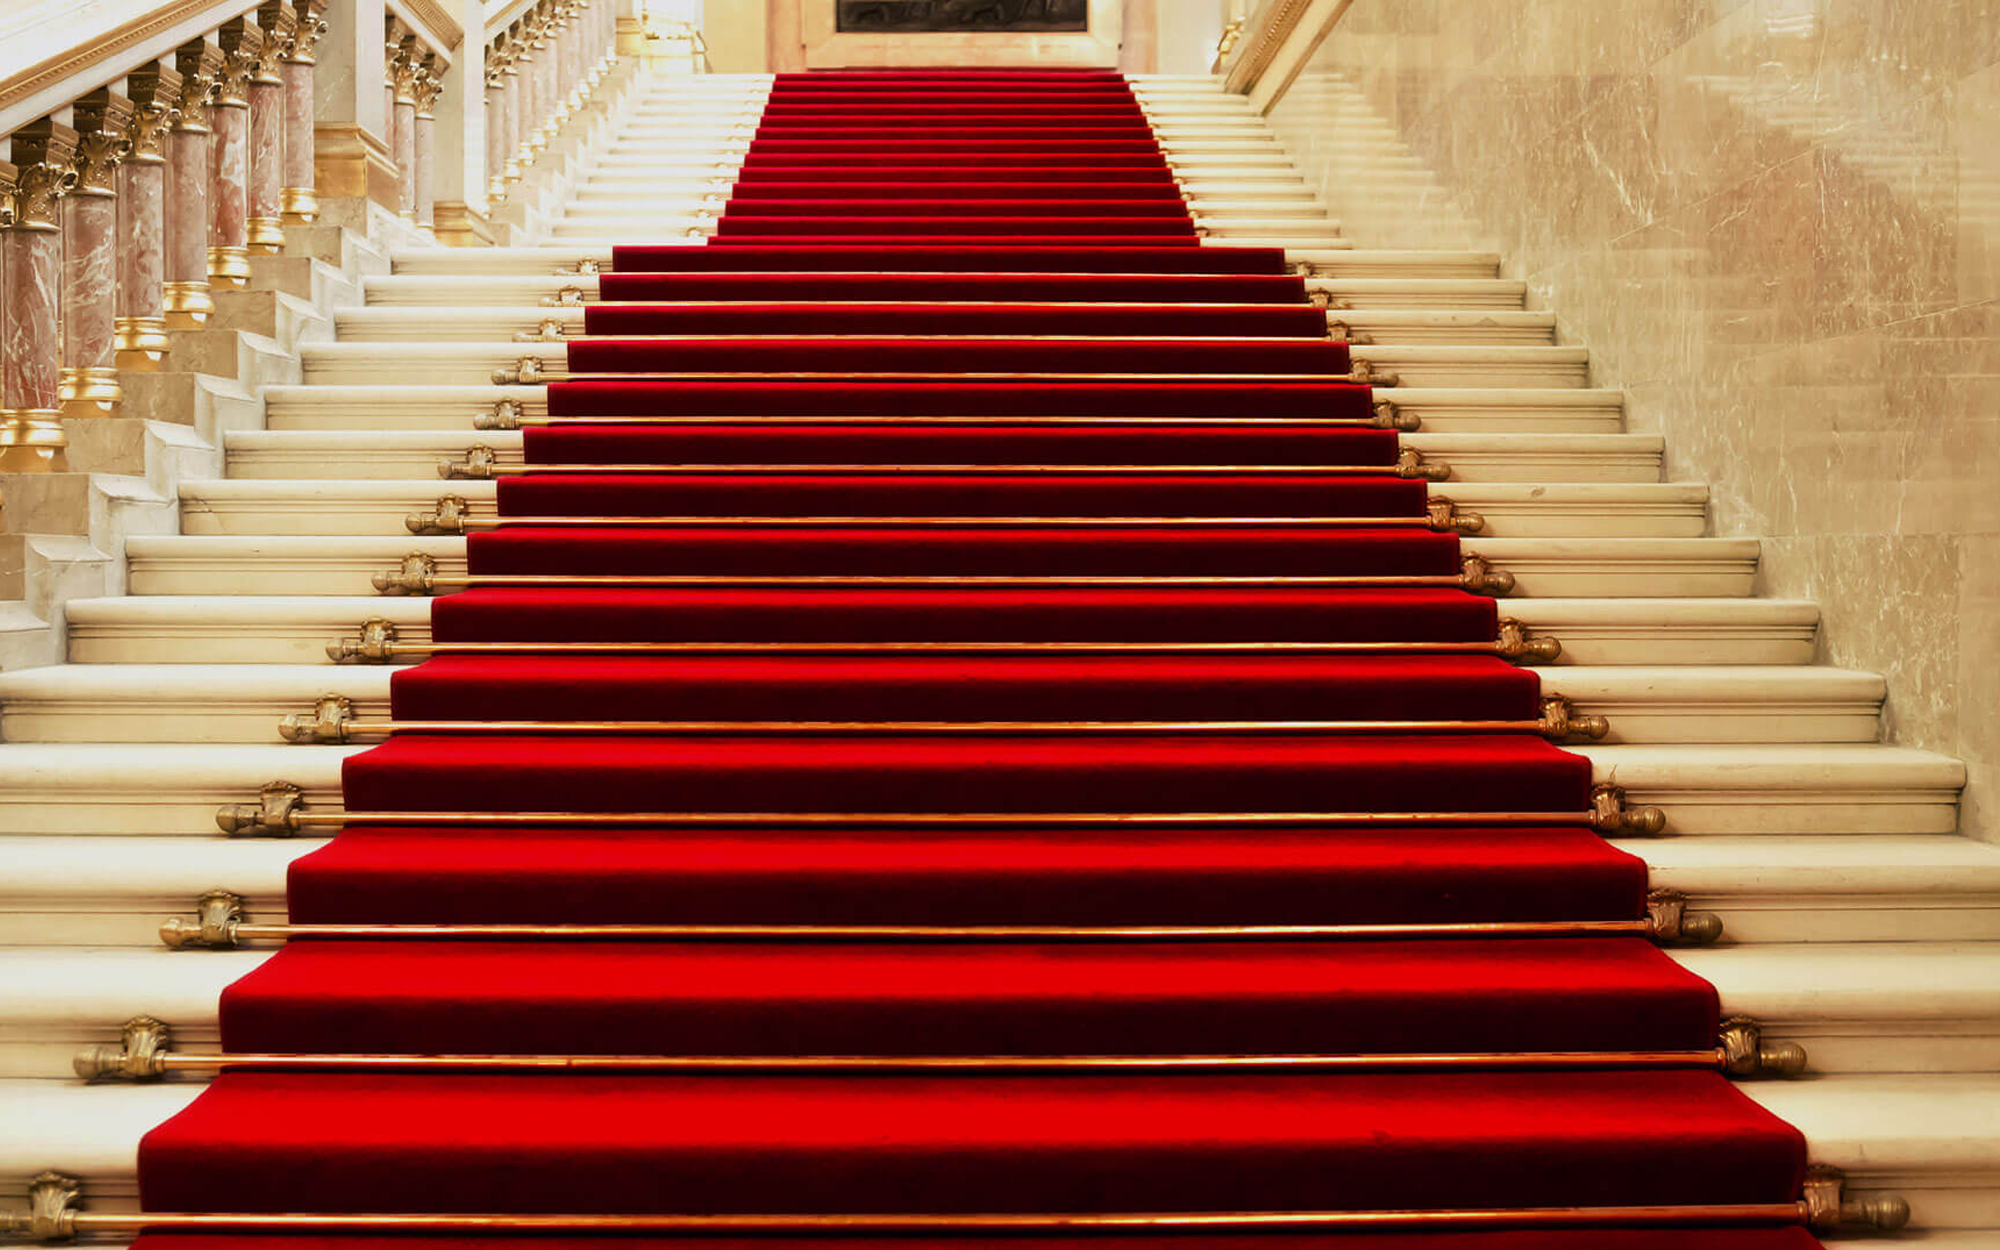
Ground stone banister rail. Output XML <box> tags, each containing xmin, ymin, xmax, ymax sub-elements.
<box><xmin>0</xmin><ymin>0</ymin><xmax>624</xmax><ymax>487</ymax></box>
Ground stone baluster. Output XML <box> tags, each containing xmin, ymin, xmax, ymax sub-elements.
<box><xmin>247</xmin><ymin>4</ymin><xmax>297</xmax><ymax>253</ymax></box>
<box><xmin>509</xmin><ymin>16</ymin><xmax>538</xmax><ymax>176</ymax></box>
<box><xmin>116</xmin><ymin>66</ymin><xmax>179</xmax><ymax>371</ymax></box>
<box><xmin>498</xmin><ymin>31</ymin><xmax>524</xmax><ymax>195</ymax></box>
<box><xmin>60</xmin><ymin>91</ymin><xmax>136</xmax><ymax>420</ymax></box>
<box><xmin>165</xmin><ymin>40</ymin><xmax>223</xmax><ymax>327</ymax></box>
<box><xmin>280</xmin><ymin>0</ymin><xmax>326</xmax><ymax>223</ymax></box>
<box><xmin>524</xmin><ymin>11</ymin><xmax>552</xmax><ymax>161</ymax></box>
<box><xmin>207</xmin><ymin>19</ymin><xmax>262</xmax><ymax>289</ymax></box>
<box><xmin>412</xmin><ymin>55</ymin><xmax>441</xmax><ymax>228</ymax></box>
<box><xmin>388</xmin><ymin>33</ymin><xmax>421</xmax><ymax>220</ymax></box>
<box><xmin>2</xmin><ymin>121</ymin><xmax>79</xmax><ymax>472</ymax></box>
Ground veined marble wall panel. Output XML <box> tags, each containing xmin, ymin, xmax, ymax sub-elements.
<box><xmin>1269</xmin><ymin>0</ymin><xmax>2000</xmax><ymax>836</ymax></box>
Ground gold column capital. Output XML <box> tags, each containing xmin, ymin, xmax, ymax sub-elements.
<box><xmin>7</xmin><ymin>119</ymin><xmax>79</xmax><ymax>230</ymax></box>
<box><xmin>286</xmin><ymin>0</ymin><xmax>329</xmax><ymax>63</ymax></box>
<box><xmin>253</xmin><ymin>3</ymin><xmax>299</xmax><ymax>82</ymax></box>
<box><xmin>70</xmin><ymin>89</ymin><xmax>137</xmax><ymax>196</ymax></box>
<box><xmin>214</xmin><ymin>17</ymin><xmax>263</xmax><ymax>107</ymax></box>
<box><xmin>123</xmin><ymin>64</ymin><xmax>183</xmax><ymax>163</ymax></box>
<box><xmin>172</xmin><ymin>39</ymin><xmax>224</xmax><ymax>132</ymax></box>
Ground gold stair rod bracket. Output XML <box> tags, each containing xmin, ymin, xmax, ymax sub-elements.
<box><xmin>278</xmin><ymin>695</ymin><xmax>356</xmax><ymax>744</ymax></box>
<box><xmin>408</xmin><ymin>495</ymin><xmax>473</xmax><ymax>534</ymax></box>
<box><xmin>1374</xmin><ymin>401</ymin><xmax>1421</xmax><ymax>434</ymax></box>
<box><xmin>1538</xmin><ymin>695</ymin><xmax>1607</xmax><ymax>742</ymax></box>
<box><xmin>512</xmin><ymin>317</ymin><xmax>568</xmax><ymax>342</ymax></box>
<box><xmin>1802</xmin><ymin>1166</ymin><xmax>1911</xmax><ymax>1233</ymax></box>
<box><xmin>491</xmin><ymin>356</ymin><xmax>553</xmax><ymax>386</ymax></box>
<box><xmin>559</xmin><ymin>258</ymin><xmax>602</xmax><ymax>276</ymax></box>
<box><xmin>374</xmin><ymin>553</ymin><xmax>439</xmax><ymax>596</ymax></box>
<box><xmin>1395</xmin><ymin>446</ymin><xmax>1446</xmax><ymax>479</ymax></box>
<box><xmin>1326</xmin><ymin>320</ymin><xmax>1373</xmax><ymax>346</ymax></box>
<box><xmin>1717</xmin><ymin>1016</ymin><xmax>1807</xmax><ymax>1079</ymax></box>
<box><xmin>1644</xmin><ymin>889</ymin><xmax>1720</xmax><ymax>946</ymax></box>
<box><xmin>1348</xmin><ymin>359</ymin><xmax>1399</xmax><ymax>388</ymax></box>
<box><xmin>1</xmin><ymin>1173</ymin><xmax>81</xmax><ymax>1240</ymax></box>
<box><xmin>328</xmin><ymin>617</ymin><xmax>401</xmax><ymax>663</ymax></box>
<box><xmin>473</xmin><ymin>402</ymin><xmax>523</xmax><ymax>432</ymax></box>
<box><xmin>1427</xmin><ymin>500</ymin><xmax>1483</xmax><ymax>535</ymax></box>
<box><xmin>160</xmin><ymin>889</ymin><xmax>247</xmax><ymax>947</ymax></box>
<box><xmin>1456</xmin><ymin>555</ymin><xmax>1513</xmax><ymax>597</ymax></box>
<box><xmin>1592</xmin><ymin>783</ymin><xmax>1667</xmax><ymax>836</ymax></box>
<box><xmin>215</xmin><ymin>782</ymin><xmax>309</xmax><ymax>836</ymax></box>
<box><xmin>74</xmin><ymin>1016</ymin><xmax>174</xmax><ymax>1082</ymax></box>
<box><xmin>1494</xmin><ymin>619</ymin><xmax>1562</xmax><ymax>663</ymax></box>
<box><xmin>539</xmin><ymin>284</ymin><xmax>586</xmax><ymax>307</ymax></box>
<box><xmin>1306</xmin><ymin>289</ymin><xmax>1336</xmax><ymax>310</ymax></box>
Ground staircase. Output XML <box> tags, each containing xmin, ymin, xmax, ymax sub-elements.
<box><xmin>1</xmin><ymin>67</ymin><xmax>1998</xmax><ymax>1241</ymax></box>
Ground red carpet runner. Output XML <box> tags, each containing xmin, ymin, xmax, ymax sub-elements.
<box><xmin>137</xmin><ymin>68</ymin><xmax>1825</xmax><ymax>1250</ymax></box>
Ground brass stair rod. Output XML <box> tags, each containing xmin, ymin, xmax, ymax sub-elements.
<box><xmin>433</xmin><ymin>515</ymin><xmax>1477</xmax><ymax>531</ymax></box>
<box><xmin>117</xmin><ymin>1048</ymin><xmax>1745</xmax><ymax>1076</ymax></box>
<box><xmin>484</xmin><ymin>415</ymin><xmax>1404</xmax><ymax>427</ymax></box>
<box><xmin>471</xmin><ymin>463</ymin><xmax>1418</xmax><ymax>475</ymax></box>
<box><xmin>303</xmin><ymin>717</ymin><xmax>1564</xmax><ymax>738</ymax></box>
<box><xmin>332</xmin><ymin>639</ymin><xmax>1564</xmax><ymax>661</ymax></box>
<box><xmin>13</xmin><ymin>1202</ymin><xmax>1853</xmax><ymax>1238</ymax></box>
<box><xmin>391</xmin><ymin>574</ymin><xmax>1502</xmax><ymax>590</ymax></box>
<box><xmin>533</xmin><ymin>370</ymin><xmax>1386</xmax><ymax>382</ymax></box>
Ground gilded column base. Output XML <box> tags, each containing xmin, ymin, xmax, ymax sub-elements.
<box><xmin>163</xmin><ymin>280</ymin><xmax>215</xmax><ymax>328</ymax></box>
<box><xmin>114</xmin><ymin>317</ymin><xmax>172</xmax><ymax>371</ymax></box>
<box><xmin>280</xmin><ymin>186</ymin><xmax>318</xmax><ymax>224</ymax></box>
<box><xmin>58</xmin><ymin>367</ymin><xmax>122</xmax><ymax>418</ymax></box>
<box><xmin>206</xmin><ymin>245</ymin><xmax>253</xmax><ymax>287</ymax></box>
<box><xmin>247</xmin><ymin>216</ymin><xmax>286</xmax><ymax>253</ymax></box>
<box><xmin>0</xmin><ymin>409</ymin><xmax>71</xmax><ymax>473</ymax></box>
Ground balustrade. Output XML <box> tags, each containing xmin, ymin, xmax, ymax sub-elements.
<box><xmin>0</xmin><ymin>0</ymin><xmax>626</xmax><ymax>491</ymax></box>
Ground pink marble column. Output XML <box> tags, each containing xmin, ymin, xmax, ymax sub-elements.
<box><xmin>393</xmin><ymin>96</ymin><xmax>417</xmax><ymax>219</ymax></box>
<box><xmin>279</xmin><ymin>59</ymin><xmax>316</xmax><ymax>221</ymax></box>
<box><xmin>484</xmin><ymin>70</ymin><xmax>510</xmax><ymax>200</ymax></box>
<box><xmin>247</xmin><ymin>72</ymin><xmax>286</xmax><ymax>253</ymax></box>
<box><xmin>207</xmin><ymin>24</ymin><xmax>257</xmax><ymax>288</ymax></box>
<box><xmin>166</xmin><ymin>41</ymin><xmax>220</xmax><ymax>326</ymax></box>
<box><xmin>280</xmin><ymin>0</ymin><xmax>326</xmax><ymax>224</ymax></box>
<box><xmin>413</xmin><ymin>108</ymin><xmax>436</xmax><ymax>227</ymax></box>
<box><xmin>116</xmin><ymin>66</ymin><xmax>177</xmax><ymax>370</ymax></box>
<box><xmin>61</xmin><ymin>91</ymin><xmax>133</xmax><ymax>417</ymax></box>
<box><xmin>2</xmin><ymin>123</ymin><xmax>76</xmax><ymax>472</ymax></box>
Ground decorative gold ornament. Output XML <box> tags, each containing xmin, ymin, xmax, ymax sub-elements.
<box><xmin>162</xmin><ymin>279</ymin><xmax>214</xmax><ymax>326</ymax></box>
<box><xmin>114</xmin><ymin>316</ymin><xmax>172</xmax><ymax>370</ymax></box>
<box><xmin>172</xmin><ymin>40</ymin><xmax>224</xmax><ymax>133</ymax></box>
<box><xmin>7</xmin><ymin>119</ymin><xmax>80</xmax><ymax>230</ymax></box>
<box><xmin>207</xmin><ymin>244</ymin><xmax>252</xmax><ymax>286</ymax></box>
<box><xmin>253</xmin><ymin>2</ymin><xmax>298</xmax><ymax>81</ymax></box>
<box><xmin>123</xmin><ymin>65</ymin><xmax>182</xmax><ymax>164</ymax></box>
<box><xmin>58</xmin><ymin>367</ymin><xmax>122</xmax><ymax>418</ymax></box>
<box><xmin>69</xmin><ymin>90</ymin><xmax>136</xmax><ymax>196</ymax></box>
<box><xmin>412</xmin><ymin>54</ymin><xmax>443</xmax><ymax>120</ymax></box>
<box><xmin>279</xmin><ymin>184</ymin><xmax>318</xmax><ymax>223</ymax></box>
<box><xmin>286</xmin><ymin>0</ymin><xmax>328</xmax><ymax>64</ymax></box>
<box><xmin>213</xmin><ymin>18</ymin><xmax>262</xmax><ymax>107</ymax></box>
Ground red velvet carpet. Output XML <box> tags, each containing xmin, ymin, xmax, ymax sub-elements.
<box><xmin>138</xmin><ymin>67</ymin><xmax>1823</xmax><ymax>1248</ymax></box>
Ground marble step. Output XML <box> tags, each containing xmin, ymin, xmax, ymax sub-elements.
<box><xmin>60</xmin><ymin>595</ymin><xmax>1817</xmax><ymax>668</ymax></box>
<box><xmin>220</xmin><ymin>429</ymin><xmax>1662</xmax><ymax>484</ymax></box>
<box><xmin>353</xmin><ymin>273</ymin><xmax>1529</xmax><ymax>310</ymax></box>
<box><xmin>0</xmin><ymin>661</ymin><xmax>1881</xmax><ymax>745</ymax></box>
<box><xmin>173</xmin><ymin>479</ymin><xmax>1709</xmax><ymax>539</ymax></box>
<box><xmin>325</xmin><ymin>306</ymin><xmax>1551</xmax><ymax>347</ymax></box>
<box><xmin>256</xmin><ymin>383</ymin><xmax>1626</xmax><ymax>435</ymax></box>
<box><xmin>118</xmin><ymin>533</ymin><xmax>1760</xmax><ymax>598</ymax></box>
<box><xmin>381</xmin><ymin>246</ymin><xmax>1503</xmax><ymax>280</ymax></box>
<box><xmin>11</xmin><ymin>830</ymin><xmax>1988</xmax><ymax>948</ymax></box>
<box><xmin>10</xmin><ymin>937</ymin><xmax>1998</xmax><ymax>1079</ymax></box>
<box><xmin>12</xmin><ymin>1078</ymin><xmax>1959</xmax><ymax>1230</ymax></box>
<box><xmin>291</xmin><ymin>341</ymin><xmax>1585</xmax><ymax>389</ymax></box>
<box><xmin>0</xmin><ymin>741</ymin><xmax>1958</xmax><ymax>835</ymax></box>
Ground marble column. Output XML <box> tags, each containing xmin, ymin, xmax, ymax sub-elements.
<box><xmin>246</xmin><ymin>5</ymin><xmax>295</xmax><ymax>254</ymax></box>
<box><xmin>280</xmin><ymin>0</ymin><xmax>326</xmax><ymax>223</ymax></box>
<box><xmin>484</xmin><ymin>62</ymin><xmax>510</xmax><ymax>202</ymax></box>
<box><xmin>412</xmin><ymin>59</ymin><xmax>439</xmax><ymax>227</ymax></box>
<box><xmin>165</xmin><ymin>40</ymin><xmax>222</xmax><ymax>327</ymax></box>
<box><xmin>61</xmin><ymin>91</ymin><xmax>134</xmax><ymax>420</ymax></box>
<box><xmin>116</xmin><ymin>65</ymin><xmax>179</xmax><ymax>371</ymax></box>
<box><xmin>206</xmin><ymin>20</ymin><xmax>260</xmax><ymax>288</ymax></box>
<box><xmin>2</xmin><ymin>122</ymin><xmax>79</xmax><ymax>473</ymax></box>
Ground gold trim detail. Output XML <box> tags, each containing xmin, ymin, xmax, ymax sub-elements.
<box><xmin>58</xmin><ymin>367</ymin><xmax>122</xmax><ymax>417</ymax></box>
<box><xmin>0</xmin><ymin>410</ymin><xmax>70</xmax><ymax>473</ymax></box>
<box><xmin>114</xmin><ymin>316</ymin><xmax>172</xmax><ymax>369</ymax></box>
<box><xmin>206</xmin><ymin>243</ymin><xmax>252</xmax><ymax>285</ymax></box>
<box><xmin>162</xmin><ymin>279</ymin><xmax>213</xmax><ymax>326</ymax></box>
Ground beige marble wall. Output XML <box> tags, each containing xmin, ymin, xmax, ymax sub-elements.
<box><xmin>1268</xmin><ymin>0</ymin><xmax>2000</xmax><ymax>838</ymax></box>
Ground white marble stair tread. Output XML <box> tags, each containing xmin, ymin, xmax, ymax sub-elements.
<box><xmin>11</xmin><ymin>940</ymin><xmax>2000</xmax><ymax>1079</ymax></box>
<box><xmin>61</xmin><ymin>595</ymin><xmax>1819</xmax><ymax>668</ymax></box>
<box><xmin>293</xmin><ymin>342</ymin><xmax>1588</xmax><ymax>389</ymax></box>
<box><xmin>118</xmin><ymin>533</ymin><xmax>1761</xmax><ymax>598</ymax></box>
<box><xmin>171</xmin><ymin>479</ymin><xmax>1710</xmax><ymax>540</ymax></box>
<box><xmin>0</xmin><ymin>741</ymin><xmax>1958</xmax><ymax>835</ymax></box>
<box><xmin>11</xmin><ymin>832</ymin><xmax>1997</xmax><ymax>947</ymax></box>
<box><xmin>0</xmin><ymin>662</ymin><xmax>1885</xmax><ymax>745</ymax></box>
<box><xmin>1308</xmin><ymin>278</ymin><xmax>1529</xmax><ymax>308</ymax></box>
<box><xmin>218</xmin><ymin>430</ymin><xmax>1664</xmax><ymax>484</ymax></box>
<box><xmin>2</xmin><ymin>1075</ymin><xmax>1994</xmax><ymax>1219</ymax></box>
